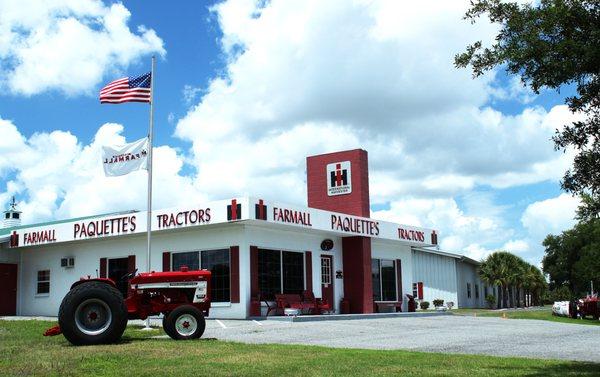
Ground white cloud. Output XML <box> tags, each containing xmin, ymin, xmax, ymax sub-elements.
<box><xmin>489</xmin><ymin>75</ymin><xmax>538</xmax><ymax>104</ymax></box>
<box><xmin>0</xmin><ymin>0</ymin><xmax>164</xmax><ymax>96</ymax></box>
<box><xmin>502</xmin><ymin>239</ymin><xmax>530</xmax><ymax>253</ymax></box>
<box><xmin>182</xmin><ymin>85</ymin><xmax>203</xmax><ymax>105</ymax></box>
<box><xmin>0</xmin><ymin>0</ymin><xmax>584</xmax><ymax>269</ymax></box>
<box><xmin>521</xmin><ymin>193</ymin><xmax>580</xmax><ymax>240</ymax></box>
<box><xmin>0</xmin><ymin>118</ymin><xmax>202</xmax><ymax>224</ymax></box>
<box><xmin>373</xmin><ymin>197</ymin><xmax>508</xmax><ymax>261</ymax></box>
<box><xmin>167</xmin><ymin>0</ymin><xmax>584</xmax><ymax>265</ymax></box>
<box><xmin>175</xmin><ymin>0</ymin><xmax>579</xmax><ymax>209</ymax></box>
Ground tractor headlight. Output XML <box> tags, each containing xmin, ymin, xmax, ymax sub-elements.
<box><xmin>193</xmin><ymin>281</ymin><xmax>207</xmax><ymax>303</ymax></box>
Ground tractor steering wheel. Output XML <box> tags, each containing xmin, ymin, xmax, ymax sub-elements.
<box><xmin>121</xmin><ymin>268</ymin><xmax>138</xmax><ymax>281</ymax></box>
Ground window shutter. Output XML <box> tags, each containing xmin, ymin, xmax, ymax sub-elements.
<box><xmin>127</xmin><ymin>255</ymin><xmax>136</xmax><ymax>273</ymax></box>
<box><xmin>162</xmin><ymin>252</ymin><xmax>171</xmax><ymax>271</ymax></box>
<box><xmin>305</xmin><ymin>251</ymin><xmax>313</xmax><ymax>292</ymax></box>
<box><xmin>250</xmin><ymin>246</ymin><xmax>259</xmax><ymax>297</ymax></box>
<box><xmin>396</xmin><ymin>259</ymin><xmax>402</xmax><ymax>302</ymax></box>
<box><xmin>230</xmin><ymin>246</ymin><xmax>240</xmax><ymax>303</ymax></box>
<box><xmin>99</xmin><ymin>258</ymin><xmax>107</xmax><ymax>278</ymax></box>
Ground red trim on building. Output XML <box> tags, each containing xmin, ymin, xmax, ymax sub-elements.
<box><xmin>396</xmin><ymin>259</ymin><xmax>403</xmax><ymax>302</ymax></box>
<box><xmin>231</xmin><ymin>199</ymin><xmax>237</xmax><ymax>219</ymax></box>
<box><xmin>342</xmin><ymin>236</ymin><xmax>373</xmax><ymax>314</ymax></box>
<box><xmin>250</xmin><ymin>246</ymin><xmax>259</xmax><ymax>298</ymax></box>
<box><xmin>417</xmin><ymin>281</ymin><xmax>424</xmax><ymax>300</ymax></box>
<box><xmin>127</xmin><ymin>255</ymin><xmax>136</xmax><ymax>273</ymax></box>
<box><xmin>230</xmin><ymin>246</ymin><xmax>240</xmax><ymax>303</ymax></box>
<box><xmin>99</xmin><ymin>258</ymin><xmax>107</xmax><ymax>278</ymax></box>
<box><xmin>305</xmin><ymin>251</ymin><xmax>313</xmax><ymax>292</ymax></box>
<box><xmin>162</xmin><ymin>252</ymin><xmax>171</xmax><ymax>272</ymax></box>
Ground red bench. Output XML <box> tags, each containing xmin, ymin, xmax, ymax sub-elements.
<box><xmin>302</xmin><ymin>290</ymin><xmax>331</xmax><ymax>314</ymax></box>
<box><xmin>275</xmin><ymin>294</ymin><xmax>316</xmax><ymax>314</ymax></box>
<box><xmin>274</xmin><ymin>291</ymin><xmax>332</xmax><ymax>315</ymax></box>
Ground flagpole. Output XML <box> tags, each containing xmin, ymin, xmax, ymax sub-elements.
<box><xmin>144</xmin><ymin>56</ymin><xmax>155</xmax><ymax>330</ymax></box>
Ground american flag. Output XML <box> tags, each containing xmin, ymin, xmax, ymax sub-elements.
<box><xmin>99</xmin><ymin>72</ymin><xmax>152</xmax><ymax>104</ymax></box>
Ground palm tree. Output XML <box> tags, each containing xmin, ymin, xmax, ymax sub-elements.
<box><xmin>496</xmin><ymin>251</ymin><xmax>516</xmax><ymax>308</ymax></box>
<box><xmin>480</xmin><ymin>251</ymin><xmax>524</xmax><ymax>308</ymax></box>
<box><xmin>527</xmin><ymin>265</ymin><xmax>547</xmax><ymax>306</ymax></box>
<box><xmin>479</xmin><ymin>251</ymin><xmax>548</xmax><ymax>309</ymax></box>
<box><xmin>479</xmin><ymin>252</ymin><xmax>506</xmax><ymax>308</ymax></box>
<box><xmin>510</xmin><ymin>256</ymin><xmax>528</xmax><ymax>308</ymax></box>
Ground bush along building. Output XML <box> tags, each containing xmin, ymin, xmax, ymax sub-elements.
<box><xmin>0</xmin><ymin>149</ymin><xmax>489</xmax><ymax>318</ymax></box>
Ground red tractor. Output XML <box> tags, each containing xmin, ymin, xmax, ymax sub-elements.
<box><xmin>579</xmin><ymin>295</ymin><xmax>599</xmax><ymax>320</ymax></box>
<box><xmin>45</xmin><ymin>267</ymin><xmax>211</xmax><ymax>345</ymax></box>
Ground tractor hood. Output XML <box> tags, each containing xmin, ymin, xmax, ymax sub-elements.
<box><xmin>130</xmin><ymin>269</ymin><xmax>211</xmax><ymax>285</ymax></box>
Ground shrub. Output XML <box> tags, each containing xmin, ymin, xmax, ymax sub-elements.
<box><xmin>446</xmin><ymin>301</ymin><xmax>454</xmax><ymax>310</ymax></box>
<box><xmin>420</xmin><ymin>301</ymin><xmax>430</xmax><ymax>310</ymax></box>
<box><xmin>485</xmin><ymin>294</ymin><xmax>496</xmax><ymax>309</ymax></box>
<box><xmin>543</xmin><ymin>286</ymin><xmax>572</xmax><ymax>304</ymax></box>
<box><xmin>432</xmin><ymin>299</ymin><xmax>444</xmax><ymax>307</ymax></box>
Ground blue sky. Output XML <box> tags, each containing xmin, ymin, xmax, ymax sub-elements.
<box><xmin>0</xmin><ymin>0</ymin><xmax>581</xmax><ymax>265</ymax></box>
<box><xmin>0</xmin><ymin>1</ymin><xmax>221</xmax><ymax>148</ymax></box>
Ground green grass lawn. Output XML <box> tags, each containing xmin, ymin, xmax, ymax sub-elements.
<box><xmin>452</xmin><ymin>306</ymin><xmax>600</xmax><ymax>326</ymax></box>
<box><xmin>0</xmin><ymin>320</ymin><xmax>599</xmax><ymax>376</ymax></box>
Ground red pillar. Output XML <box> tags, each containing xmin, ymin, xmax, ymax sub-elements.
<box><xmin>306</xmin><ymin>149</ymin><xmax>373</xmax><ymax>314</ymax></box>
<box><xmin>342</xmin><ymin>236</ymin><xmax>373</xmax><ymax>314</ymax></box>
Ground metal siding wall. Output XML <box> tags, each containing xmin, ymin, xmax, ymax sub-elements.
<box><xmin>456</xmin><ymin>261</ymin><xmax>484</xmax><ymax>308</ymax></box>
<box><xmin>412</xmin><ymin>250</ymin><xmax>458</xmax><ymax>307</ymax></box>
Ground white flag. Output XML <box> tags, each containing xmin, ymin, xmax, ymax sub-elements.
<box><xmin>102</xmin><ymin>137</ymin><xmax>149</xmax><ymax>177</ymax></box>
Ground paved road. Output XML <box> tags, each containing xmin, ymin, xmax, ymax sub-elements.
<box><xmin>199</xmin><ymin>315</ymin><xmax>600</xmax><ymax>362</ymax></box>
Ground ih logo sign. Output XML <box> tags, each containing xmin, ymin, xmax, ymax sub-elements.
<box><xmin>227</xmin><ymin>199</ymin><xmax>242</xmax><ymax>221</ymax></box>
<box><xmin>9</xmin><ymin>231</ymin><xmax>19</xmax><ymax>248</ymax></box>
<box><xmin>255</xmin><ymin>199</ymin><xmax>267</xmax><ymax>220</ymax></box>
<box><xmin>327</xmin><ymin>161</ymin><xmax>352</xmax><ymax>196</ymax></box>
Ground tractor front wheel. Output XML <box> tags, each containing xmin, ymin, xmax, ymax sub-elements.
<box><xmin>58</xmin><ymin>281</ymin><xmax>128</xmax><ymax>346</ymax></box>
<box><xmin>164</xmin><ymin>305</ymin><xmax>206</xmax><ymax>340</ymax></box>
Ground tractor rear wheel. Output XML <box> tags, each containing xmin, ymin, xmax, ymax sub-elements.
<box><xmin>58</xmin><ymin>281</ymin><xmax>128</xmax><ymax>346</ymax></box>
<box><xmin>164</xmin><ymin>305</ymin><xmax>206</xmax><ymax>340</ymax></box>
<box><xmin>162</xmin><ymin>313</ymin><xmax>174</xmax><ymax>338</ymax></box>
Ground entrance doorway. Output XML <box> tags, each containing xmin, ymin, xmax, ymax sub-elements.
<box><xmin>0</xmin><ymin>264</ymin><xmax>17</xmax><ymax>315</ymax></box>
<box><xmin>320</xmin><ymin>255</ymin><xmax>334</xmax><ymax>311</ymax></box>
<box><xmin>108</xmin><ymin>258</ymin><xmax>130</xmax><ymax>297</ymax></box>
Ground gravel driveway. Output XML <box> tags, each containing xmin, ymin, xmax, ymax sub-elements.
<box><xmin>202</xmin><ymin>315</ymin><xmax>600</xmax><ymax>362</ymax></box>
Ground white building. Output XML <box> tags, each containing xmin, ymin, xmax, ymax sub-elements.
<box><xmin>0</xmin><ymin>149</ymin><xmax>488</xmax><ymax>318</ymax></box>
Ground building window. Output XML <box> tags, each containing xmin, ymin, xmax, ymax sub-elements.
<box><xmin>258</xmin><ymin>249</ymin><xmax>305</xmax><ymax>300</ymax></box>
<box><xmin>171</xmin><ymin>249</ymin><xmax>230</xmax><ymax>303</ymax></box>
<box><xmin>4</xmin><ymin>213</ymin><xmax>9</xmax><ymax>219</ymax></box>
<box><xmin>201</xmin><ymin>249</ymin><xmax>230</xmax><ymax>303</ymax></box>
<box><xmin>475</xmin><ymin>284</ymin><xmax>479</xmax><ymax>299</ymax></box>
<box><xmin>258</xmin><ymin>249</ymin><xmax>281</xmax><ymax>300</ymax></box>
<box><xmin>372</xmin><ymin>259</ymin><xmax>381</xmax><ymax>301</ymax></box>
<box><xmin>484</xmin><ymin>286</ymin><xmax>488</xmax><ymax>298</ymax></box>
<box><xmin>12</xmin><ymin>213</ymin><xmax>19</xmax><ymax>219</ymax></box>
<box><xmin>37</xmin><ymin>270</ymin><xmax>50</xmax><ymax>294</ymax></box>
<box><xmin>283</xmin><ymin>251</ymin><xmax>304</xmax><ymax>294</ymax></box>
<box><xmin>372</xmin><ymin>258</ymin><xmax>397</xmax><ymax>302</ymax></box>
<box><xmin>172</xmin><ymin>251</ymin><xmax>200</xmax><ymax>271</ymax></box>
<box><xmin>467</xmin><ymin>283</ymin><xmax>472</xmax><ymax>299</ymax></box>
<box><xmin>321</xmin><ymin>257</ymin><xmax>331</xmax><ymax>285</ymax></box>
